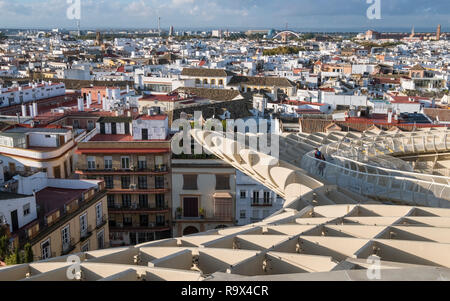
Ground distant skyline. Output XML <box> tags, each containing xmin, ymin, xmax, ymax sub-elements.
<box><xmin>0</xmin><ymin>0</ymin><xmax>448</xmax><ymax>31</ymax></box>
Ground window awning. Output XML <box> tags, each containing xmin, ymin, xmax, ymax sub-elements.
<box><xmin>213</xmin><ymin>192</ymin><xmax>232</xmax><ymax>199</ymax></box>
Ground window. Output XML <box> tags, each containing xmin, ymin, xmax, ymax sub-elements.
<box><xmin>81</xmin><ymin>242</ymin><xmax>89</xmax><ymax>252</ymax></box>
<box><xmin>80</xmin><ymin>213</ymin><xmax>88</xmax><ymax>236</ymax></box>
<box><xmin>123</xmin><ymin>216</ymin><xmax>132</xmax><ymax>226</ymax></box>
<box><xmin>139</xmin><ymin>195</ymin><xmax>148</xmax><ymax>208</ymax></box>
<box><xmin>253</xmin><ymin>191</ymin><xmax>260</xmax><ymax>204</ymax></box>
<box><xmin>23</xmin><ymin>203</ymin><xmax>30</xmax><ymax>216</ymax></box>
<box><xmin>73</xmin><ymin>120</ymin><xmax>80</xmax><ymax>129</ymax></box>
<box><xmin>183</xmin><ymin>175</ymin><xmax>198</xmax><ymax>190</ymax></box>
<box><xmin>121</xmin><ymin>176</ymin><xmax>131</xmax><ymax>189</ymax></box>
<box><xmin>87</xmin><ymin>156</ymin><xmax>96</xmax><ymax>170</ymax></box>
<box><xmin>155</xmin><ymin>176</ymin><xmax>164</xmax><ymax>189</ymax></box>
<box><xmin>97</xmin><ymin>230</ymin><xmax>105</xmax><ymax>249</ymax></box>
<box><xmin>252</xmin><ymin>210</ymin><xmax>259</xmax><ymax>219</ymax></box>
<box><xmin>155</xmin><ymin>156</ymin><xmax>164</xmax><ymax>170</ymax></box>
<box><xmin>121</xmin><ymin>156</ymin><xmax>130</xmax><ymax>169</ymax></box>
<box><xmin>41</xmin><ymin>239</ymin><xmax>51</xmax><ymax>260</ymax></box>
<box><xmin>104</xmin><ymin>156</ymin><xmax>113</xmax><ymax>170</ymax></box>
<box><xmin>156</xmin><ymin>215</ymin><xmax>165</xmax><ymax>226</ymax></box>
<box><xmin>104</xmin><ymin>176</ymin><xmax>114</xmax><ymax>189</ymax></box>
<box><xmin>138</xmin><ymin>176</ymin><xmax>148</xmax><ymax>189</ymax></box>
<box><xmin>122</xmin><ymin>195</ymin><xmax>131</xmax><ymax>208</ymax></box>
<box><xmin>216</xmin><ymin>175</ymin><xmax>230</xmax><ymax>190</ymax></box>
<box><xmin>240</xmin><ymin>210</ymin><xmax>246</xmax><ymax>219</ymax></box>
<box><xmin>240</xmin><ymin>191</ymin><xmax>247</xmax><ymax>199</ymax></box>
<box><xmin>107</xmin><ymin>195</ymin><xmax>115</xmax><ymax>208</ymax></box>
<box><xmin>62</xmin><ymin>225</ymin><xmax>70</xmax><ymax>244</ymax></box>
<box><xmin>87</xmin><ymin>120</ymin><xmax>95</xmax><ymax>131</ymax></box>
<box><xmin>219</xmin><ymin>79</ymin><xmax>224</xmax><ymax>85</ymax></box>
<box><xmin>95</xmin><ymin>203</ymin><xmax>103</xmax><ymax>226</ymax></box>
<box><xmin>183</xmin><ymin>197</ymin><xmax>198</xmax><ymax>218</ymax></box>
<box><xmin>140</xmin><ymin>215</ymin><xmax>149</xmax><ymax>227</ymax></box>
<box><xmin>263</xmin><ymin>192</ymin><xmax>271</xmax><ymax>204</ymax></box>
<box><xmin>138</xmin><ymin>156</ymin><xmax>147</xmax><ymax>170</ymax></box>
<box><xmin>156</xmin><ymin>194</ymin><xmax>165</xmax><ymax>209</ymax></box>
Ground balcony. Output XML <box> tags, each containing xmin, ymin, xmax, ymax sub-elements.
<box><xmin>96</xmin><ymin>214</ymin><xmax>108</xmax><ymax>229</ymax></box>
<box><xmin>109</xmin><ymin>221</ymin><xmax>170</xmax><ymax>232</ymax></box>
<box><xmin>61</xmin><ymin>238</ymin><xmax>76</xmax><ymax>256</ymax></box>
<box><xmin>251</xmin><ymin>199</ymin><xmax>273</xmax><ymax>207</ymax></box>
<box><xmin>108</xmin><ymin>203</ymin><xmax>170</xmax><ymax>213</ymax></box>
<box><xmin>76</xmin><ymin>165</ymin><xmax>170</xmax><ymax>175</ymax></box>
<box><xmin>34</xmin><ymin>252</ymin><xmax>56</xmax><ymax>262</ymax></box>
<box><xmin>80</xmin><ymin>225</ymin><xmax>93</xmax><ymax>242</ymax></box>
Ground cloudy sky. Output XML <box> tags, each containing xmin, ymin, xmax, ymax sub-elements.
<box><xmin>0</xmin><ymin>0</ymin><xmax>448</xmax><ymax>31</ymax></box>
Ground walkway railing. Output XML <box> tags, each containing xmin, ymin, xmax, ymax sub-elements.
<box><xmin>301</xmin><ymin>151</ymin><xmax>450</xmax><ymax>208</ymax></box>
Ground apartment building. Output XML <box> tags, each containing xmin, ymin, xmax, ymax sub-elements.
<box><xmin>181</xmin><ymin>68</ymin><xmax>235</xmax><ymax>89</ymax></box>
<box><xmin>235</xmin><ymin>170</ymin><xmax>285</xmax><ymax>225</ymax></box>
<box><xmin>171</xmin><ymin>158</ymin><xmax>236</xmax><ymax>237</ymax></box>
<box><xmin>76</xmin><ymin>115</ymin><xmax>172</xmax><ymax>246</ymax></box>
<box><xmin>0</xmin><ymin>124</ymin><xmax>84</xmax><ymax>179</ymax></box>
<box><xmin>2</xmin><ymin>172</ymin><xmax>108</xmax><ymax>261</ymax></box>
<box><xmin>0</xmin><ymin>81</ymin><xmax>65</xmax><ymax>109</ymax></box>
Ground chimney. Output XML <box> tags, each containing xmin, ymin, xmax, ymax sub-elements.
<box><xmin>21</xmin><ymin>104</ymin><xmax>27</xmax><ymax>117</ymax></box>
<box><xmin>388</xmin><ymin>111</ymin><xmax>393</xmax><ymax>123</ymax></box>
<box><xmin>33</xmin><ymin>102</ymin><xmax>38</xmax><ymax>117</ymax></box>
<box><xmin>78</xmin><ymin>98</ymin><xmax>84</xmax><ymax>112</ymax></box>
<box><xmin>28</xmin><ymin>104</ymin><xmax>34</xmax><ymax>118</ymax></box>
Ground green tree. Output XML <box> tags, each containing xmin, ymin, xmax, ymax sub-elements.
<box><xmin>24</xmin><ymin>243</ymin><xmax>34</xmax><ymax>263</ymax></box>
<box><xmin>4</xmin><ymin>247</ymin><xmax>20</xmax><ymax>265</ymax></box>
<box><xmin>0</xmin><ymin>235</ymin><xmax>9</xmax><ymax>260</ymax></box>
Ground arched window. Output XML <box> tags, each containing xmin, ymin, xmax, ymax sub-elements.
<box><xmin>210</xmin><ymin>79</ymin><xmax>216</xmax><ymax>86</ymax></box>
<box><xmin>218</xmin><ymin>79</ymin><xmax>224</xmax><ymax>85</ymax></box>
<box><xmin>183</xmin><ymin>226</ymin><xmax>199</xmax><ymax>236</ymax></box>
<box><xmin>215</xmin><ymin>225</ymin><xmax>228</xmax><ymax>229</ymax></box>
<box><xmin>203</xmin><ymin>79</ymin><xmax>208</xmax><ymax>85</ymax></box>
<box><xmin>195</xmin><ymin>78</ymin><xmax>201</xmax><ymax>85</ymax></box>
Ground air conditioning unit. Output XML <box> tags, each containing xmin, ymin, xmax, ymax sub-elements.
<box><xmin>129</xmin><ymin>184</ymin><xmax>137</xmax><ymax>190</ymax></box>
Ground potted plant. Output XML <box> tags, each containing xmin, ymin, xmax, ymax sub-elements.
<box><xmin>176</xmin><ymin>207</ymin><xmax>182</xmax><ymax>219</ymax></box>
<box><xmin>199</xmin><ymin>208</ymin><xmax>205</xmax><ymax>219</ymax></box>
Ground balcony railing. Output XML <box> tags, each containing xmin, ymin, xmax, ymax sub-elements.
<box><xmin>34</xmin><ymin>252</ymin><xmax>56</xmax><ymax>262</ymax></box>
<box><xmin>251</xmin><ymin>199</ymin><xmax>273</xmax><ymax>207</ymax></box>
<box><xmin>61</xmin><ymin>238</ymin><xmax>76</xmax><ymax>255</ymax></box>
<box><xmin>108</xmin><ymin>204</ymin><xmax>170</xmax><ymax>211</ymax></box>
<box><xmin>96</xmin><ymin>214</ymin><xmax>108</xmax><ymax>229</ymax></box>
<box><xmin>110</xmin><ymin>221</ymin><xmax>170</xmax><ymax>230</ymax></box>
<box><xmin>80</xmin><ymin>225</ymin><xmax>93</xmax><ymax>242</ymax></box>
<box><xmin>77</xmin><ymin>165</ymin><xmax>169</xmax><ymax>174</ymax></box>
